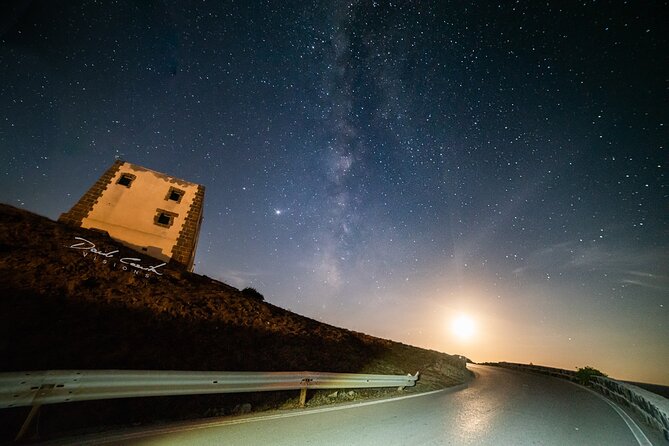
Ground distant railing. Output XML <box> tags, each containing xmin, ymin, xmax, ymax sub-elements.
<box><xmin>495</xmin><ymin>362</ymin><xmax>578</xmax><ymax>382</ymax></box>
<box><xmin>1</xmin><ymin>369</ymin><xmax>419</xmax><ymax>441</ymax></box>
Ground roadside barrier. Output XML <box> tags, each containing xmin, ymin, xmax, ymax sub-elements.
<box><xmin>0</xmin><ymin>369</ymin><xmax>419</xmax><ymax>441</ymax></box>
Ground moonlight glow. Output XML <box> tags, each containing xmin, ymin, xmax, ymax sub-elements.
<box><xmin>452</xmin><ymin>315</ymin><xmax>475</xmax><ymax>340</ymax></box>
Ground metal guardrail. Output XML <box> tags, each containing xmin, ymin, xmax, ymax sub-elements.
<box><xmin>1</xmin><ymin>369</ymin><xmax>419</xmax><ymax>441</ymax></box>
<box><xmin>0</xmin><ymin>369</ymin><xmax>419</xmax><ymax>409</ymax></box>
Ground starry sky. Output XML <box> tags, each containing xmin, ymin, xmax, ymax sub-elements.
<box><xmin>1</xmin><ymin>1</ymin><xmax>667</xmax><ymax>385</ymax></box>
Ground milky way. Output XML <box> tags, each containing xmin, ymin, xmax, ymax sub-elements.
<box><xmin>0</xmin><ymin>1</ymin><xmax>666</xmax><ymax>384</ymax></box>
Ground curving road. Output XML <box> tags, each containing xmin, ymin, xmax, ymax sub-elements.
<box><xmin>61</xmin><ymin>365</ymin><xmax>656</xmax><ymax>445</ymax></box>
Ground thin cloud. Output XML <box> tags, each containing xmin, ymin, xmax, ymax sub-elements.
<box><xmin>515</xmin><ymin>241</ymin><xmax>669</xmax><ymax>279</ymax></box>
<box><xmin>619</xmin><ymin>279</ymin><xmax>668</xmax><ymax>291</ymax></box>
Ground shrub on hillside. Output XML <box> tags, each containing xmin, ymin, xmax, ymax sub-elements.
<box><xmin>241</xmin><ymin>287</ymin><xmax>264</xmax><ymax>301</ymax></box>
<box><xmin>575</xmin><ymin>366</ymin><xmax>607</xmax><ymax>385</ymax></box>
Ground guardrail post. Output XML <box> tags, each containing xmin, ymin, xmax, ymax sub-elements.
<box><xmin>15</xmin><ymin>380</ymin><xmax>60</xmax><ymax>442</ymax></box>
<box><xmin>299</xmin><ymin>388</ymin><xmax>307</xmax><ymax>407</ymax></box>
<box><xmin>15</xmin><ymin>404</ymin><xmax>41</xmax><ymax>442</ymax></box>
<box><xmin>299</xmin><ymin>378</ymin><xmax>312</xmax><ymax>407</ymax></box>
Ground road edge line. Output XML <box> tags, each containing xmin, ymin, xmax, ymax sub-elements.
<box><xmin>575</xmin><ymin>382</ymin><xmax>653</xmax><ymax>446</ymax></box>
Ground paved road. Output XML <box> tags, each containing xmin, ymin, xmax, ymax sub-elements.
<box><xmin>62</xmin><ymin>365</ymin><xmax>653</xmax><ymax>445</ymax></box>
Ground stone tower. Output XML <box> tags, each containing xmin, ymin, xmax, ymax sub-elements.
<box><xmin>59</xmin><ymin>160</ymin><xmax>205</xmax><ymax>271</ymax></box>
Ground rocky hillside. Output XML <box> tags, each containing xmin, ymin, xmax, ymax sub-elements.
<box><xmin>0</xmin><ymin>204</ymin><xmax>470</xmax><ymax>440</ymax></box>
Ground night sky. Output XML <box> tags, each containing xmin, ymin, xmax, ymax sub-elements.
<box><xmin>1</xmin><ymin>1</ymin><xmax>666</xmax><ymax>385</ymax></box>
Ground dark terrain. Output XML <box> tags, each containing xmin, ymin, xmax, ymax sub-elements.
<box><xmin>0</xmin><ymin>204</ymin><xmax>470</xmax><ymax>442</ymax></box>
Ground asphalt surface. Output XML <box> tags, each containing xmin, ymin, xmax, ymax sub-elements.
<box><xmin>55</xmin><ymin>365</ymin><xmax>657</xmax><ymax>445</ymax></box>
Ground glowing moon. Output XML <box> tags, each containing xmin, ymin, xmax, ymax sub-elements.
<box><xmin>452</xmin><ymin>315</ymin><xmax>475</xmax><ymax>340</ymax></box>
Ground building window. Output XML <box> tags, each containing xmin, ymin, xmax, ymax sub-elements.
<box><xmin>154</xmin><ymin>209</ymin><xmax>178</xmax><ymax>228</ymax></box>
<box><xmin>165</xmin><ymin>186</ymin><xmax>185</xmax><ymax>203</ymax></box>
<box><xmin>157</xmin><ymin>213</ymin><xmax>171</xmax><ymax>225</ymax></box>
<box><xmin>116</xmin><ymin>173</ymin><xmax>136</xmax><ymax>187</ymax></box>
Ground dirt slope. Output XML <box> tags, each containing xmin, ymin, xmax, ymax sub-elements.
<box><xmin>0</xmin><ymin>203</ymin><xmax>470</xmax><ymax>440</ymax></box>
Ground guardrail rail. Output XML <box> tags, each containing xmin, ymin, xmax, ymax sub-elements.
<box><xmin>1</xmin><ymin>369</ymin><xmax>419</xmax><ymax>441</ymax></box>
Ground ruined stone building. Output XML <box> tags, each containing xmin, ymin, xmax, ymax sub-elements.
<box><xmin>59</xmin><ymin>160</ymin><xmax>205</xmax><ymax>271</ymax></box>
